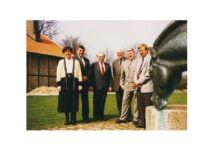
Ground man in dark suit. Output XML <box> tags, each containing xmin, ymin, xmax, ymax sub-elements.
<box><xmin>75</xmin><ymin>45</ymin><xmax>90</xmax><ymax>122</ymax></box>
<box><xmin>89</xmin><ymin>52</ymin><xmax>112</xmax><ymax>121</ymax></box>
<box><xmin>111</xmin><ymin>49</ymin><xmax>132</xmax><ymax>119</ymax></box>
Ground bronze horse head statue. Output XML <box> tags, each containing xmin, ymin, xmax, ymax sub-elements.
<box><xmin>150</xmin><ymin>20</ymin><xmax>187</xmax><ymax>110</ymax></box>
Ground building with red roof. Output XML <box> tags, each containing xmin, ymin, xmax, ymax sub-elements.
<box><xmin>27</xmin><ymin>20</ymin><xmax>64</xmax><ymax>92</ymax></box>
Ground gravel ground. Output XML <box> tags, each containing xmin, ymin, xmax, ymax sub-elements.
<box><xmin>27</xmin><ymin>86</ymin><xmax>59</xmax><ymax>96</ymax></box>
<box><xmin>46</xmin><ymin>120</ymin><xmax>144</xmax><ymax>130</ymax></box>
<box><xmin>27</xmin><ymin>86</ymin><xmax>186</xmax><ymax>96</ymax></box>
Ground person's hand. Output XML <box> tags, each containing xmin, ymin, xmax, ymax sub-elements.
<box><xmin>82</xmin><ymin>76</ymin><xmax>88</xmax><ymax>82</ymax></box>
<box><xmin>57</xmin><ymin>86</ymin><xmax>61</xmax><ymax>91</ymax></box>
<box><xmin>88</xmin><ymin>86</ymin><xmax>93</xmax><ymax>92</ymax></box>
<box><xmin>79</xmin><ymin>86</ymin><xmax>82</xmax><ymax>91</ymax></box>
<box><xmin>108</xmin><ymin>87</ymin><xmax>112</xmax><ymax>92</ymax></box>
<box><xmin>134</xmin><ymin>83</ymin><xmax>141</xmax><ymax>88</ymax></box>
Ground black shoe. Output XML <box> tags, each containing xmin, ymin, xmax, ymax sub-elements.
<box><xmin>100</xmin><ymin>117</ymin><xmax>105</xmax><ymax>121</ymax></box>
<box><xmin>116</xmin><ymin>119</ymin><xmax>126</xmax><ymax>123</ymax></box>
<box><xmin>135</xmin><ymin>123</ymin><xmax>145</xmax><ymax>128</ymax></box>
<box><xmin>71</xmin><ymin>121</ymin><xmax>77</xmax><ymax>125</ymax></box>
<box><xmin>93</xmin><ymin>117</ymin><xmax>100</xmax><ymax>121</ymax></box>
<box><xmin>65</xmin><ymin>121</ymin><xmax>71</xmax><ymax>125</ymax></box>
<box><xmin>83</xmin><ymin>118</ymin><xmax>90</xmax><ymax>123</ymax></box>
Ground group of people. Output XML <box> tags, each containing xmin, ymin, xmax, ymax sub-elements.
<box><xmin>56</xmin><ymin>44</ymin><xmax>153</xmax><ymax>128</ymax></box>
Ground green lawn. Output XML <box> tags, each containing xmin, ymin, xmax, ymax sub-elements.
<box><xmin>27</xmin><ymin>92</ymin><xmax>187</xmax><ymax>130</ymax></box>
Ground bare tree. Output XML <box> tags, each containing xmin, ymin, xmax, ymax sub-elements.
<box><xmin>38</xmin><ymin>20</ymin><xmax>59</xmax><ymax>39</ymax></box>
<box><xmin>105</xmin><ymin>48</ymin><xmax>114</xmax><ymax>64</ymax></box>
<box><xmin>61</xmin><ymin>35</ymin><xmax>84</xmax><ymax>56</ymax></box>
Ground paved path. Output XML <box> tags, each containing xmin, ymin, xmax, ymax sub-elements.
<box><xmin>46</xmin><ymin>119</ymin><xmax>144</xmax><ymax>130</ymax></box>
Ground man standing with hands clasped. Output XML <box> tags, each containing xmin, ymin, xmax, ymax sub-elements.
<box><xmin>75</xmin><ymin>45</ymin><xmax>91</xmax><ymax>123</ymax></box>
<box><xmin>134</xmin><ymin>44</ymin><xmax>153</xmax><ymax>129</ymax></box>
<box><xmin>88</xmin><ymin>52</ymin><xmax>112</xmax><ymax>121</ymax></box>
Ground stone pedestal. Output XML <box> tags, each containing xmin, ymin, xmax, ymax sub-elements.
<box><xmin>146</xmin><ymin>105</ymin><xmax>187</xmax><ymax>130</ymax></box>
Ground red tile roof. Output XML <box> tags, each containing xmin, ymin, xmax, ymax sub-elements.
<box><xmin>27</xmin><ymin>34</ymin><xmax>64</xmax><ymax>58</ymax></box>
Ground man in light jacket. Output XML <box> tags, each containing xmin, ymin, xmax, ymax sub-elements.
<box><xmin>134</xmin><ymin>44</ymin><xmax>153</xmax><ymax>128</ymax></box>
<box><xmin>116</xmin><ymin>48</ymin><xmax>138</xmax><ymax>123</ymax></box>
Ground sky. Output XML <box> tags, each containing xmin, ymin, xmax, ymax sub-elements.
<box><xmin>53</xmin><ymin>20</ymin><xmax>171</xmax><ymax>62</ymax></box>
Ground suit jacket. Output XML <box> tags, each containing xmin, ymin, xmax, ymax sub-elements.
<box><xmin>89</xmin><ymin>62</ymin><xmax>112</xmax><ymax>91</ymax></box>
<box><xmin>134</xmin><ymin>53</ymin><xmax>153</xmax><ymax>93</ymax></box>
<box><xmin>111</xmin><ymin>57</ymin><xmax>126</xmax><ymax>91</ymax></box>
<box><xmin>75</xmin><ymin>56</ymin><xmax>90</xmax><ymax>88</ymax></box>
<box><xmin>75</xmin><ymin>56</ymin><xmax>90</xmax><ymax>77</ymax></box>
<box><xmin>120</xmin><ymin>59</ymin><xmax>138</xmax><ymax>91</ymax></box>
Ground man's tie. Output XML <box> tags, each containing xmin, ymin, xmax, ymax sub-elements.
<box><xmin>119</xmin><ymin>59</ymin><xmax>122</xmax><ymax>70</ymax></box>
<box><xmin>137</xmin><ymin>58</ymin><xmax>144</xmax><ymax>79</ymax></box>
<box><xmin>101</xmin><ymin>63</ymin><xmax>105</xmax><ymax>76</ymax></box>
<box><xmin>80</xmin><ymin>57</ymin><xmax>85</xmax><ymax>67</ymax></box>
<box><xmin>127</xmin><ymin>60</ymin><xmax>133</xmax><ymax>78</ymax></box>
<box><xmin>128</xmin><ymin>60</ymin><xmax>132</xmax><ymax>70</ymax></box>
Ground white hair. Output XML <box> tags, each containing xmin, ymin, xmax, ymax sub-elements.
<box><xmin>96</xmin><ymin>52</ymin><xmax>105</xmax><ymax>57</ymax></box>
<box><xmin>115</xmin><ymin>48</ymin><xmax>124</xmax><ymax>53</ymax></box>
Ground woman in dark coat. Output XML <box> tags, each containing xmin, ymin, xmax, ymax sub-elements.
<box><xmin>56</xmin><ymin>46</ymin><xmax>82</xmax><ymax>125</ymax></box>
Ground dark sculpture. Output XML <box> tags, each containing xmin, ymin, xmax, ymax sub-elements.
<box><xmin>150</xmin><ymin>20</ymin><xmax>187</xmax><ymax>110</ymax></box>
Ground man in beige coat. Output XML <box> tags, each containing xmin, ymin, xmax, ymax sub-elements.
<box><xmin>134</xmin><ymin>44</ymin><xmax>153</xmax><ymax>128</ymax></box>
<box><xmin>111</xmin><ymin>49</ymin><xmax>131</xmax><ymax>118</ymax></box>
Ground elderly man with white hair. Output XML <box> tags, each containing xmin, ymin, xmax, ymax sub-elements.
<box><xmin>111</xmin><ymin>49</ymin><xmax>132</xmax><ymax>119</ymax></box>
<box><xmin>88</xmin><ymin>52</ymin><xmax>112</xmax><ymax>121</ymax></box>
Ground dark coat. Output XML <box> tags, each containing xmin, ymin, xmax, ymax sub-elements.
<box><xmin>57</xmin><ymin>76</ymin><xmax>79</xmax><ymax>113</ymax></box>
<box><xmin>89</xmin><ymin>62</ymin><xmax>112</xmax><ymax>91</ymax></box>
<box><xmin>75</xmin><ymin>56</ymin><xmax>90</xmax><ymax>77</ymax></box>
<box><xmin>75</xmin><ymin>56</ymin><xmax>90</xmax><ymax>89</ymax></box>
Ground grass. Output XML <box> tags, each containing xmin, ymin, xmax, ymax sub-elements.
<box><xmin>27</xmin><ymin>92</ymin><xmax>187</xmax><ymax>130</ymax></box>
